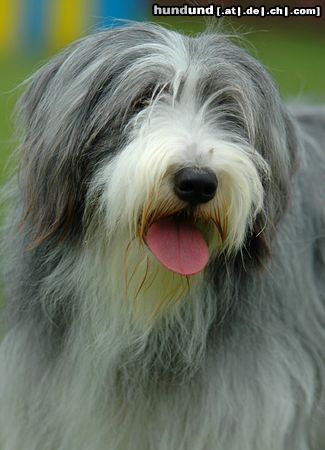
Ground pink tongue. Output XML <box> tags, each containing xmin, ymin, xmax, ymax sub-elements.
<box><xmin>145</xmin><ymin>217</ymin><xmax>209</xmax><ymax>276</ymax></box>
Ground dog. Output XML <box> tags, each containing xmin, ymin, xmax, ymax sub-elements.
<box><xmin>0</xmin><ymin>22</ymin><xmax>324</xmax><ymax>450</ymax></box>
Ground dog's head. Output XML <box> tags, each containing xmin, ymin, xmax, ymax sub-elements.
<box><xmin>17</xmin><ymin>24</ymin><xmax>298</xmax><ymax>317</ymax></box>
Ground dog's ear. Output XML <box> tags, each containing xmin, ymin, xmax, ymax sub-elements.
<box><xmin>235</xmin><ymin>55</ymin><xmax>300</xmax><ymax>267</ymax></box>
<box><xmin>248</xmin><ymin>105</ymin><xmax>300</xmax><ymax>267</ymax></box>
<box><xmin>17</xmin><ymin>49</ymin><xmax>109</xmax><ymax>248</ymax></box>
<box><xmin>17</xmin><ymin>55</ymin><xmax>81</xmax><ymax>247</ymax></box>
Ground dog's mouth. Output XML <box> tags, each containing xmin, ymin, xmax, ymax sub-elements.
<box><xmin>145</xmin><ymin>213</ymin><xmax>209</xmax><ymax>276</ymax></box>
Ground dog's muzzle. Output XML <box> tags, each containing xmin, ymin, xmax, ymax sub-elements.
<box><xmin>144</xmin><ymin>167</ymin><xmax>217</xmax><ymax>277</ymax></box>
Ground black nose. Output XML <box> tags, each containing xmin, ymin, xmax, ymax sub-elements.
<box><xmin>174</xmin><ymin>167</ymin><xmax>218</xmax><ymax>206</ymax></box>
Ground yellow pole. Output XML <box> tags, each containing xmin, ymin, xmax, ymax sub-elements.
<box><xmin>0</xmin><ymin>0</ymin><xmax>20</xmax><ymax>54</ymax></box>
<box><xmin>47</xmin><ymin>0</ymin><xmax>89</xmax><ymax>51</ymax></box>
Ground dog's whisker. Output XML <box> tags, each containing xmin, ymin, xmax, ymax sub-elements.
<box><xmin>134</xmin><ymin>256</ymin><xmax>150</xmax><ymax>303</ymax></box>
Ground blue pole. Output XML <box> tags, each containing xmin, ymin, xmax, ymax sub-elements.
<box><xmin>96</xmin><ymin>0</ymin><xmax>147</xmax><ymax>28</ymax></box>
<box><xmin>21</xmin><ymin>0</ymin><xmax>49</xmax><ymax>52</ymax></box>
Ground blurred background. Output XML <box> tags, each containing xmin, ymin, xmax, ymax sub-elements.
<box><xmin>0</xmin><ymin>0</ymin><xmax>324</xmax><ymax>301</ymax></box>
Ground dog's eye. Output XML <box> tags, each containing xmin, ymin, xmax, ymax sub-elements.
<box><xmin>132</xmin><ymin>96</ymin><xmax>151</xmax><ymax>111</ymax></box>
<box><xmin>200</xmin><ymin>88</ymin><xmax>249</xmax><ymax>137</ymax></box>
<box><xmin>130</xmin><ymin>82</ymin><xmax>171</xmax><ymax>114</ymax></box>
<box><xmin>131</xmin><ymin>86</ymin><xmax>157</xmax><ymax>113</ymax></box>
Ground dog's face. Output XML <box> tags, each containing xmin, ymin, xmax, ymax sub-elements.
<box><xmin>17</xmin><ymin>24</ymin><xmax>297</xmax><ymax>318</ymax></box>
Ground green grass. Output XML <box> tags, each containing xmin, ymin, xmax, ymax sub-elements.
<box><xmin>246</xmin><ymin>28</ymin><xmax>325</xmax><ymax>96</ymax></box>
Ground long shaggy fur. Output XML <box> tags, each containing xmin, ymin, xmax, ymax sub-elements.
<box><xmin>0</xmin><ymin>23</ymin><xmax>324</xmax><ymax>450</ymax></box>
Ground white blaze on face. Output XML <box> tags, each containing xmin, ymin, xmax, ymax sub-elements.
<box><xmin>91</xmin><ymin>67</ymin><xmax>268</xmax><ymax>283</ymax></box>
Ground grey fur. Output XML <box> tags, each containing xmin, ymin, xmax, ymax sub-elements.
<box><xmin>0</xmin><ymin>23</ymin><xmax>324</xmax><ymax>450</ymax></box>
